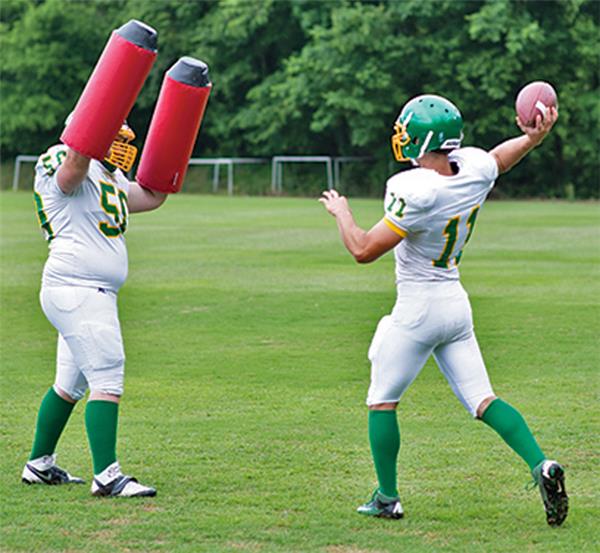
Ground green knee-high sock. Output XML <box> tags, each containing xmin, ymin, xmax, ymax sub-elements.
<box><xmin>481</xmin><ymin>398</ymin><xmax>546</xmax><ymax>471</ymax></box>
<box><xmin>85</xmin><ymin>400</ymin><xmax>119</xmax><ymax>475</ymax></box>
<box><xmin>368</xmin><ymin>410</ymin><xmax>400</xmax><ymax>498</ymax></box>
<box><xmin>30</xmin><ymin>387</ymin><xmax>76</xmax><ymax>460</ymax></box>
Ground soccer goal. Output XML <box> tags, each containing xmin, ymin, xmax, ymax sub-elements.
<box><xmin>271</xmin><ymin>156</ymin><xmax>374</xmax><ymax>194</ymax></box>
<box><xmin>11</xmin><ymin>155</ymin><xmax>38</xmax><ymax>190</ymax></box>
<box><xmin>271</xmin><ymin>156</ymin><xmax>333</xmax><ymax>194</ymax></box>
<box><xmin>188</xmin><ymin>157</ymin><xmax>268</xmax><ymax>195</ymax></box>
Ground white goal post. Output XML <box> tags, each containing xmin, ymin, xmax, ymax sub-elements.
<box><xmin>188</xmin><ymin>157</ymin><xmax>268</xmax><ymax>195</ymax></box>
<box><xmin>271</xmin><ymin>156</ymin><xmax>333</xmax><ymax>193</ymax></box>
<box><xmin>270</xmin><ymin>156</ymin><xmax>373</xmax><ymax>194</ymax></box>
<box><xmin>12</xmin><ymin>155</ymin><xmax>39</xmax><ymax>191</ymax></box>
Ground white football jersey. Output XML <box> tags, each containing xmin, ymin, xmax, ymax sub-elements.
<box><xmin>383</xmin><ymin>147</ymin><xmax>498</xmax><ymax>282</ymax></box>
<box><xmin>34</xmin><ymin>145</ymin><xmax>130</xmax><ymax>292</ymax></box>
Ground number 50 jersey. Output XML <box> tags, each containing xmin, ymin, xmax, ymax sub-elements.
<box><xmin>34</xmin><ymin>145</ymin><xmax>130</xmax><ymax>292</ymax></box>
<box><xmin>383</xmin><ymin>147</ymin><xmax>498</xmax><ymax>283</ymax></box>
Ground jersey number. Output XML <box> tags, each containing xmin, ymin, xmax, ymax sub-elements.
<box><xmin>386</xmin><ymin>193</ymin><xmax>407</xmax><ymax>219</ymax></box>
<box><xmin>99</xmin><ymin>182</ymin><xmax>128</xmax><ymax>238</ymax></box>
<box><xmin>433</xmin><ymin>206</ymin><xmax>480</xmax><ymax>268</ymax></box>
<box><xmin>41</xmin><ymin>149</ymin><xmax>67</xmax><ymax>176</ymax></box>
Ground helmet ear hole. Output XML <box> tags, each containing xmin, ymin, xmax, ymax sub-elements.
<box><xmin>413</xmin><ymin>136</ymin><xmax>420</xmax><ymax>145</ymax></box>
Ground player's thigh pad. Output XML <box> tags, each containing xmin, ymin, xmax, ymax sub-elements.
<box><xmin>41</xmin><ymin>286</ymin><xmax>125</xmax><ymax>396</ymax></box>
<box><xmin>54</xmin><ymin>334</ymin><xmax>89</xmax><ymax>400</ymax></box>
<box><xmin>366</xmin><ymin>315</ymin><xmax>434</xmax><ymax>406</ymax></box>
<box><xmin>433</xmin><ymin>335</ymin><xmax>494</xmax><ymax>417</ymax></box>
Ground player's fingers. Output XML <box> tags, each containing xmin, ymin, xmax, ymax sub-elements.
<box><xmin>542</xmin><ymin>108</ymin><xmax>556</xmax><ymax>130</ymax></box>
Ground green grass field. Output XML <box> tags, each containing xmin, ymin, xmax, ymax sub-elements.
<box><xmin>1</xmin><ymin>192</ymin><xmax>598</xmax><ymax>553</ymax></box>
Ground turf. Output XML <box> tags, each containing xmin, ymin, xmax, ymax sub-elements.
<box><xmin>1</xmin><ymin>192</ymin><xmax>598</xmax><ymax>552</ymax></box>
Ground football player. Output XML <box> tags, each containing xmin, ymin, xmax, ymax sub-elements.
<box><xmin>22</xmin><ymin>122</ymin><xmax>165</xmax><ymax>497</ymax></box>
<box><xmin>319</xmin><ymin>95</ymin><xmax>568</xmax><ymax>526</ymax></box>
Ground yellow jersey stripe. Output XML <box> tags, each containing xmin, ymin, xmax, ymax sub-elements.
<box><xmin>384</xmin><ymin>217</ymin><xmax>408</xmax><ymax>238</ymax></box>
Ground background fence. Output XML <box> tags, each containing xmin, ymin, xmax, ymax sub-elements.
<box><xmin>8</xmin><ymin>155</ymin><xmax>380</xmax><ymax>196</ymax></box>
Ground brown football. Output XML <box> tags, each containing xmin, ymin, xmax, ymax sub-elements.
<box><xmin>515</xmin><ymin>81</ymin><xmax>558</xmax><ymax>127</ymax></box>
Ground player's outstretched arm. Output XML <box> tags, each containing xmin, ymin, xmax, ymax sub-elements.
<box><xmin>319</xmin><ymin>189</ymin><xmax>402</xmax><ymax>263</ymax></box>
<box><xmin>56</xmin><ymin>148</ymin><xmax>91</xmax><ymax>194</ymax></box>
<box><xmin>490</xmin><ymin>107</ymin><xmax>558</xmax><ymax>174</ymax></box>
<box><xmin>128</xmin><ymin>181</ymin><xmax>168</xmax><ymax>213</ymax></box>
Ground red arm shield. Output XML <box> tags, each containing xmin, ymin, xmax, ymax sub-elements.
<box><xmin>136</xmin><ymin>57</ymin><xmax>212</xmax><ymax>193</ymax></box>
<box><xmin>60</xmin><ymin>20</ymin><xmax>157</xmax><ymax>160</ymax></box>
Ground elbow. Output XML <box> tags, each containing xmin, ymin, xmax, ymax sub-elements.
<box><xmin>353</xmin><ymin>250</ymin><xmax>377</xmax><ymax>264</ymax></box>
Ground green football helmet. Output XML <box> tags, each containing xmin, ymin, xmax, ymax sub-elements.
<box><xmin>391</xmin><ymin>95</ymin><xmax>463</xmax><ymax>161</ymax></box>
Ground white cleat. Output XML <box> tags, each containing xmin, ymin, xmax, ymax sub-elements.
<box><xmin>22</xmin><ymin>454</ymin><xmax>84</xmax><ymax>485</ymax></box>
<box><xmin>91</xmin><ymin>462</ymin><xmax>156</xmax><ymax>497</ymax></box>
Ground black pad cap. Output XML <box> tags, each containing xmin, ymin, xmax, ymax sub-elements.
<box><xmin>167</xmin><ymin>57</ymin><xmax>211</xmax><ymax>87</ymax></box>
<box><xmin>116</xmin><ymin>20</ymin><xmax>158</xmax><ymax>52</ymax></box>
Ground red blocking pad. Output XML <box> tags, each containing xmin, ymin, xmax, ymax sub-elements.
<box><xmin>61</xmin><ymin>20</ymin><xmax>157</xmax><ymax>160</ymax></box>
<box><xmin>136</xmin><ymin>57</ymin><xmax>212</xmax><ymax>193</ymax></box>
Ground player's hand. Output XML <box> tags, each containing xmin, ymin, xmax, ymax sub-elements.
<box><xmin>319</xmin><ymin>189</ymin><xmax>351</xmax><ymax>218</ymax></box>
<box><xmin>516</xmin><ymin>106</ymin><xmax>558</xmax><ymax>146</ymax></box>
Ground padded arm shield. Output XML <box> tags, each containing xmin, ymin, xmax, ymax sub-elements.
<box><xmin>60</xmin><ymin>20</ymin><xmax>157</xmax><ymax>160</ymax></box>
<box><xmin>136</xmin><ymin>57</ymin><xmax>212</xmax><ymax>193</ymax></box>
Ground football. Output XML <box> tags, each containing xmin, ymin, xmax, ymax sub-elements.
<box><xmin>515</xmin><ymin>81</ymin><xmax>558</xmax><ymax>127</ymax></box>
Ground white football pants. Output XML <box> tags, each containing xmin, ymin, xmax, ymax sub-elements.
<box><xmin>40</xmin><ymin>286</ymin><xmax>125</xmax><ymax>400</ymax></box>
<box><xmin>366</xmin><ymin>281</ymin><xmax>494</xmax><ymax>416</ymax></box>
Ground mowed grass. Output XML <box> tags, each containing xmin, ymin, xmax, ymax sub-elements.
<box><xmin>1</xmin><ymin>191</ymin><xmax>598</xmax><ymax>553</ymax></box>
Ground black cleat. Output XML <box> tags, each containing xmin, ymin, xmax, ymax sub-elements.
<box><xmin>532</xmin><ymin>460</ymin><xmax>568</xmax><ymax>527</ymax></box>
<box><xmin>22</xmin><ymin>454</ymin><xmax>84</xmax><ymax>485</ymax></box>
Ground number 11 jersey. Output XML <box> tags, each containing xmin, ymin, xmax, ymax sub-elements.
<box><xmin>383</xmin><ymin>147</ymin><xmax>498</xmax><ymax>283</ymax></box>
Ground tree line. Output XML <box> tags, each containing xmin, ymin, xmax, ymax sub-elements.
<box><xmin>1</xmin><ymin>0</ymin><xmax>598</xmax><ymax>197</ymax></box>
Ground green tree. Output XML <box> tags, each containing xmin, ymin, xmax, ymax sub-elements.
<box><xmin>1</xmin><ymin>0</ymin><xmax>597</xmax><ymax>197</ymax></box>
<box><xmin>0</xmin><ymin>0</ymin><xmax>122</xmax><ymax>155</ymax></box>
<box><xmin>234</xmin><ymin>0</ymin><xmax>598</xmax><ymax>197</ymax></box>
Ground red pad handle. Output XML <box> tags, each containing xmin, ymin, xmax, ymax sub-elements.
<box><xmin>136</xmin><ymin>57</ymin><xmax>212</xmax><ymax>193</ymax></box>
<box><xmin>61</xmin><ymin>20</ymin><xmax>157</xmax><ymax>160</ymax></box>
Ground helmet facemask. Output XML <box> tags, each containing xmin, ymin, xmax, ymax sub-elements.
<box><xmin>104</xmin><ymin>124</ymin><xmax>138</xmax><ymax>172</ymax></box>
<box><xmin>391</xmin><ymin>122</ymin><xmax>412</xmax><ymax>162</ymax></box>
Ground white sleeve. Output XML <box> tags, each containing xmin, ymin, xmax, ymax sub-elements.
<box><xmin>478</xmin><ymin>149</ymin><xmax>499</xmax><ymax>182</ymax></box>
<box><xmin>460</xmin><ymin>147</ymin><xmax>498</xmax><ymax>183</ymax></box>
<box><xmin>383</xmin><ymin>171</ymin><xmax>436</xmax><ymax>236</ymax></box>
<box><xmin>34</xmin><ymin>145</ymin><xmax>69</xmax><ymax>198</ymax></box>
